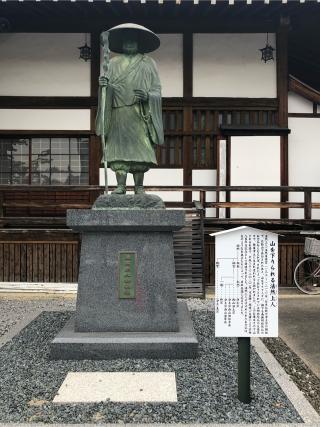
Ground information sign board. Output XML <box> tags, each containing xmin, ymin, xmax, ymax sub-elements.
<box><xmin>212</xmin><ymin>226</ymin><xmax>278</xmax><ymax>337</ymax></box>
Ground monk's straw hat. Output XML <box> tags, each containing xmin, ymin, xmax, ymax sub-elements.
<box><xmin>105</xmin><ymin>23</ymin><xmax>160</xmax><ymax>54</ymax></box>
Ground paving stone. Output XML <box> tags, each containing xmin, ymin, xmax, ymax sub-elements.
<box><xmin>53</xmin><ymin>372</ymin><xmax>177</xmax><ymax>403</ymax></box>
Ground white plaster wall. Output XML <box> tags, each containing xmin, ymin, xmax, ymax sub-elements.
<box><xmin>230</xmin><ymin>136</ymin><xmax>280</xmax><ymax>218</ymax></box>
<box><xmin>100</xmin><ymin>168</ymin><xmax>183</xmax><ymax>202</ymax></box>
<box><xmin>192</xmin><ymin>169</ymin><xmax>217</xmax><ymax>217</ymax></box>
<box><xmin>150</xmin><ymin>34</ymin><xmax>183</xmax><ymax>97</ymax></box>
<box><xmin>193</xmin><ymin>33</ymin><xmax>277</xmax><ymax>98</ymax></box>
<box><xmin>289</xmin><ymin>117</ymin><xmax>320</xmax><ymax>219</ymax></box>
<box><xmin>0</xmin><ymin>33</ymin><xmax>90</xmax><ymax>96</ymax></box>
<box><xmin>0</xmin><ymin>109</ymin><xmax>91</xmax><ymax>130</ymax></box>
<box><xmin>288</xmin><ymin>92</ymin><xmax>313</xmax><ymax>114</ymax></box>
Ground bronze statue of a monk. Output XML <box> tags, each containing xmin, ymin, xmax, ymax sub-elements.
<box><xmin>96</xmin><ymin>23</ymin><xmax>164</xmax><ymax>195</ymax></box>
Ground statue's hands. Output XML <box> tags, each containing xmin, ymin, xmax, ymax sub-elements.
<box><xmin>134</xmin><ymin>89</ymin><xmax>148</xmax><ymax>102</ymax></box>
<box><xmin>99</xmin><ymin>76</ymin><xmax>109</xmax><ymax>87</ymax></box>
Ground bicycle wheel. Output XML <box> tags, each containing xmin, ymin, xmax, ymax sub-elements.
<box><xmin>294</xmin><ymin>257</ymin><xmax>320</xmax><ymax>295</ymax></box>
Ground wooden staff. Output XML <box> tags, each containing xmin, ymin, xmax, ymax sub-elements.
<box><xmin>100</xmin><ymin>31</ymin><xmax>110</xmax><ymax>194</ymax></box>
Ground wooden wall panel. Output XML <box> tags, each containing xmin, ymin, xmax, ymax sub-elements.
<box><xmin>0</xmin><ymin>236</ymin><xmax>80</xmax><ymax>283</ymax></box>
<box><xmin>0</xmin><ymin>230</ymin><xmax>305</xmax><ymax>290</ymax></box>
<box><xmin>0</xmin><ymin>217</ymin><xmax>205</xmax><ymax>298</ymax></box>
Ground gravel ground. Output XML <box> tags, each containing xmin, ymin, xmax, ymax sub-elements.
<box><xmin>0</xmin><ymin>297</ymin><xmax>76</xmax><ymax>338</ymax></box>
<box><xmin>263</xmin><ymin>337</ymin><xmax>320</xmax><ymax>416</ymax></box>
<box><xmin>0</xmin><ymin>297</ymin><xmax>207</xmax><ymax>340</ymax></box>
<box><xmin>0</xmin><ymin>303</ymin><xmax>301</xmax><ymax>424</ymax></box>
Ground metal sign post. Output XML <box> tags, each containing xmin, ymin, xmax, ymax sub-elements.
<box><xmin>238</xmin><ymin>337</ymin><xmax>251</xmax><ymax>404</ymax></box>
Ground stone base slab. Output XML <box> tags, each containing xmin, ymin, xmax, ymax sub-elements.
<box><xmin>50</xmin><ymin>302</ymin><xmax>198</xmax><ymax>360</ymax></box>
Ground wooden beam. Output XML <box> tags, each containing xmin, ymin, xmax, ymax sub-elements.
<box><xmin>183</xmin><ymin>32</ymin><xmax>193</xmax><ymax>98</ymax></box>
<box><xmin>289</xmin><ymin>113</ymin><xmax>320</xmax><ymax>118</ymax></box>
<box><xmin>289</xmin><ymin>75</ymin><xmax>320</xmax><ymax>105</ymax></box>
<box><xmin>0</xmin><ymin>96</ymin><xmax>278</xmax><ymax>110</ymax></box>
<box><xmin>89</xmin><ymin>31</ymin><xmax>101</xmax><ymax>187</ymax></box>
<box><xmin>0</xmin><ymin>184</ymin><xmax>319</xmax><ymax>192</ymax></box>
<box><xmin>206</xmin><ymin>202</ymin><xmax>305</xmax><ymax>209</ymax></box>
<box><xmin>0</xmin><ymin>130</ymin><xmax>92</xmax><ymax>136</ymax></box>
<box><xmin>89</xmin><ymin>109</ymin><xmax>101</xmax><ymax>186</ymax></box>
<box><xmin>90</xmin><ymin>31</ymin><xmax>100</xmax><ymax>100</ymax></box>
<box><xmin>183</xmin><ymin>107</ymin><xmax>193</xmax><ymax>203</ymax></box>
<box><xmin>225</xmin><ymin>136</ymin><xmax>231</xmax><ymax>219</ymax></box>
<box><xmin>277</xmin><ymin>17</ymin><xmax>289</xmax><ymax>219</ymax></box>
<box><xmin>277</xmin><ymin>17</ymin><xmax>289</xmax><ymax>126</ymax></box>
<box><xmin>220</xmin><ymin>125</ymin><xmax>290</xmax><ymax>136</ymax></box>
<box><xmin>2</xmin><ymin>5</ymin><xmax>279</xmax><ymax>34</ymax></box>
<box><xmin>0</xmin><ymin>97</ymin><xmax>96</xmax><ymax>109</ymax></box>
<box><xmin>182</xmin><ymin>32</ymin><xmax>193</xmax><ymax>202</ymax></box>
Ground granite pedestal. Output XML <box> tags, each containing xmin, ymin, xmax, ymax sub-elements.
<box><xmin>51</xmin><ymin>301</ymin><xmax>197</xmax><ymax>359</ymax></box>
<box><xmin>50</xmin><ymin>204</ymin><xmax>198</xmax><ymax>359</ymax></box>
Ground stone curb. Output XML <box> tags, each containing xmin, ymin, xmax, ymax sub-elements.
<box><xmin>0</xmin><ymin>309</ymin><xmax>43</xmax><ymax>349</ymax></box>
<box><xmin>252</xmin><ymin>338</ymin><xmax>320</xmax><ymax>424</ymax></box>
<box><xmin>0</xmin><ymin>423</ymin><xmax>317</xmax><ymax>427</ymax></box>
<box><xmin>0</xmin><ymin>423</ymin><xmax>319</xmax><ymax>427</ymax></box>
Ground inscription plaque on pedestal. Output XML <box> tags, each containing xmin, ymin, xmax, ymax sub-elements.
<box><xmin>119</xmin><ymin>251</ymin><xmax>136</xmax><ymax>299</ymax></box>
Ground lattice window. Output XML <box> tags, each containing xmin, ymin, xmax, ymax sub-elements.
<box><xmin>192</xmin><ymin>136</ymin><xmax>215</xmax><ymax>169</ymax></box>
<box><xmin>155</xmin><ymin>109</ymin><xmax>184</xmax><ymax>168</ymax></box>
<box><xmin>156</xmin><ymin>136</ymin><xmax>183</xmax><ymax>168</ymax></box>
<box><xmin>218</xmin><ymin>110</ymin><xmax>277</xmax><ymax>126</ymax></box>
<box><xmin>192</xmin><ymin>109</ymin><xmax>216</xmax><ymax>169</ymax></box>
<box><xmin>193</xmin><ymin>110</ymin><xmax>215</xmax><ymax>131</ymax></box>
<box><xmin>0</xmin><ymin>137</ymin><xmax>89</xmax><ymax>185</ymax></box>
<box><xmin>163</xmin><ymin>110</ymin><xmax>183</xmax><ymax>132</ymax></box>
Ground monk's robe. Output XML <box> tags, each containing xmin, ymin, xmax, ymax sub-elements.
<box><xmin>96</xmin><ymin>53</ymin><xmax>164</xmax><ymax>170</ymax></box>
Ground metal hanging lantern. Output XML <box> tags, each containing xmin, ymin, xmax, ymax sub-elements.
<box><xmin>78</xmin><ymin>34</ymin><xmax>91</xmax><ymax>62</ymax></box>
<box><xmin>0</xmin><ymin>17</ymin><xmax>11</xmax><ymax>33</ymax></box>
<box><xmin>259</xmin><ymin>33</ymin><xmax>275</xmax><ymax>63</ymax></box>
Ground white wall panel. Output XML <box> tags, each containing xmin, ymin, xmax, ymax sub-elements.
<box><xmin>230</xmin><ymin>136</ymin><xmax>280</xmax><ymax>218</ymax></box>
<box><xmin>289</xmin><ymin>117</ymin><xmax>320</xmax><ymax>219</ymax></box>
<box><xmin>192</xmin><ymin>169</ymin><xmax>217</xmax><ymax>217</ymax></box>
<box><xmin>288</xmin><ymin>92</ymin><xmax>313</xmax><ymax>114</ymax></box>
<box><xmin>150</xmin><ymin>34</ymin><xmax>183</xmax><ymax>97</ymax></box>
<box><xmin>193</xmin><ymin>33</ymin><xmax>277</xmax><ymax>98</ymax></box>
<box><xmin>0</xmin><ymin>109</ymin><xmax>91</xmax><ymax>130</ymax></box>
<box><xmin>100</xmin><ymin>168</ymin><xmax>183</xmax><ymax>202</ymax></box>
<box><xmin>0</xmin><ymin>34</ymin><xmax>90</xmax><ymax>96</ymax></box>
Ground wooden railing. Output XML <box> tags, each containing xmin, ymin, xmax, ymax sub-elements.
<box><xmin>0</xmin><ymin>185</ymin><xmax>318</xmax><ymax>291</ymax></box>
<box><xmin>0</xmin><ymin>185</ymin><xmax>319</xmax><ymax>222</ymax></box>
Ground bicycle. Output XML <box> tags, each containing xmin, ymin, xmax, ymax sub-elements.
<box><xmin>294</xmin><ymin>237</ymin><xmax>320</xmax><ymax>295</ymax></box>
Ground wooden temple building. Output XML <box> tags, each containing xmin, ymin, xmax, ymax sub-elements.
<box><xmin>0</xmin><ymin>0</ymin><xmax>320</xmax><ymax>296</ymax></box>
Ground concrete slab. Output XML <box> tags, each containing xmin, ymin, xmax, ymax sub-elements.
<box><xmin>53</xmin><ymin>372</ymin><xmax>177</xmax><ymax>403</ymax></box>
<box><xmin>279</xmin><ymin>294</ymin><xmax>320</xmax><ymax>378</ymax></box>
<box><xmin>50</xmin><ymin>302</ymin><xmax>198</xmax><ymax>360</ymax></box>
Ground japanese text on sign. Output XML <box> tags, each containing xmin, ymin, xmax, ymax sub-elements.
<box><xmin>214</xmin><ymin>227</ymin><xmax>278</xmax><ymax>337</ymax></box>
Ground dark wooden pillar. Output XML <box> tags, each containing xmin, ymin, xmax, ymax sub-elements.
<box><xmin>277</xmin><ymin>17</ymin><xmax>290</xmax><ymax>219</ymax></box>
<box><xmin>225</xmin><ymin>136</ymin><xmax>231</xmax><ymax>219</ymax></box>
<box><xmin>89</xmin><ymin>31</ymin><xmax>101</xmax><ymax>186</ymax></box>
<box><xmin>182</xmin><ymin>32</ymin><xmax>193</xmax><ymax>203</ymax></box>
